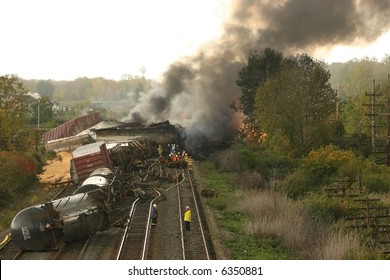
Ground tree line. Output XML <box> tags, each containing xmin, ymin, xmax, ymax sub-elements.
<box><xmin>1</xmin><ymin>49</ymin><xmax>390</xmax><ymax>203</ymax></box>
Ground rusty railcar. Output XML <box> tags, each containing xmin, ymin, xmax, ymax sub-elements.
<box><xmin>70</xmin><ymin>141</ymin><xmax>113</xmax><ymax>185</ymax></box>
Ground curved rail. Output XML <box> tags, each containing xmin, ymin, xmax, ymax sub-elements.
<box><xmin>142</xmin><ymin>188</ymin><xmax>161</xmax><ymax>260</ymax></box>
<box><xmin>116</xmin><ymin>189</ymin><xmax>161</xmax><ymax>260</ymax></box>
<box><xmin>116</xmin><ymin>197</ymin><xmax>140</xmax><ymax>259</ymax></box>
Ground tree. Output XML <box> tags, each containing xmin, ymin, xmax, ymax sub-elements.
<box><xmin>0</xmin><ymin>75</ymin><xmax>31</xmax><ymax>151</ymax></box>
<box><xmin>29</xmin><ymin>96</ymin><xmax>53</xmax><ymax>126</ymax></box>
<box><xmin>255</xmin><ymin>54</ymin><xmax>337</xmax><ymax>156</ymax></box>
<box><xmin>36</xmin><ymin>80</ymin><xmax>55</xmax><ymax>99</ymax></box>
<box><xmin>235</xmin><ymin>48</ymin><xmax>284</xmax><ymax>140</ymax></box>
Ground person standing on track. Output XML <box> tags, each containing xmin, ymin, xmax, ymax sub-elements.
<box><xmin>184</xmin><ymin>206</ymin><xmax>192</xmax><ymax>231</ymax></box>
<box><xmin>151</xmin><ymin>204</ymin><xmax>158</xmax><ymax>226</ymax></box>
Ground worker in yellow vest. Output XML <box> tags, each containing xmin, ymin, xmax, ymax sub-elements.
<box><xmin>184</xmin><ymin>206</ymin><xmax>192</xmax><ymax>231</ymax></box>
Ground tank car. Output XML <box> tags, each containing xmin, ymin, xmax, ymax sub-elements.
<box><xmin>73</xmin><ymin>167</ymin><xmax>113</xmax><ymax>195</ymax></box>
<box><xmin>11</xmin><ymin>189</ymin><xmax>110</xmax><ymax>251</ymax></box>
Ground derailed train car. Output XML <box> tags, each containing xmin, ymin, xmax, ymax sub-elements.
<box><xmin>10</xmin><ymin>120</ymin><xmax>188</xmax><ymax>251</ymax></box>
<box><xmin>10</xmin><ymin>190</ymin><xmax>110</xmax><ymax>251</ymax></box>
<box><xmin>93</xmin><ymin>120</ymin><xmax>186</xmax><ymax>147</ymax></box>
<box><xmin>10</xmin><ymin>168</ymin><xmax>122</xmax><ymax>251</ymax></box>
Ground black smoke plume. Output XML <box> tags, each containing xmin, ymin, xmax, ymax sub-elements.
<box><xmin>124</xmin><ymin>0</ymin><xmax>390</xmax><ymax>153</ymax></box>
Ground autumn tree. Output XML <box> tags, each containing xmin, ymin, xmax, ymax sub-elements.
<box><xmin>255</xmin><ymin>54</ymin><xmax>337</xmax><ymax>156</ymax></box>
<box><xmin>0</xmin><ymin>75</ymin><xmax>31</xmax><ymax>151</ymax></box>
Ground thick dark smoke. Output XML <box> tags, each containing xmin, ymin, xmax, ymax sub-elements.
<box><xmin>123</xmin><ymin>0</ymin><xmax>390</xmax><ymax>152</ymax></box>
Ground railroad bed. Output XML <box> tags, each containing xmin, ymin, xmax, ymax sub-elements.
<box><xmin>0</xmin><ymin>161</ymin><xmax>216</xmax><ymax>260</ymax></box>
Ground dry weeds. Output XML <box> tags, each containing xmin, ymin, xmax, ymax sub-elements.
<box><xmin>238</xmin><ymin>189</ymin><xmax>362</xmax><ymax>259</ymax></box>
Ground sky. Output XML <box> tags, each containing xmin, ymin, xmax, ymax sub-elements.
<box><xmin>1</xmin><ymin>0</ymin><xmax>389</xmax><ymax>82</ymax></box>
<box><xmin>1</xmin><ymin>0</ymin><xmax>229</xmax><ymax>81</ymax></box>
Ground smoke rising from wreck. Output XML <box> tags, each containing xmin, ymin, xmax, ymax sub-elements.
<box><xmin>123</xmin><ymin>0</ymin><xmax>390</xmax><ymax>151</ymax></box>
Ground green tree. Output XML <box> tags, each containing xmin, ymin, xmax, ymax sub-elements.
<box><xmin>36</xmin><ymin>80</ymin><xmax>55</xmax><ymax>99</ymax></box>
<box><xmin>0</xmin><ymin>75</ymin><xmax>30</xmax><ymax>151</ymax></box>
<box><xmin>255</xmin><ymin>54</ymin><xmax>337</xmax><ymax>156</ymax></box>
<box><xmin>29</xmin><ymin>96</ymin><xmax>53</xmax><ymax>126</ymax></box>
<box><xmin>235</xmin><ymin>48</ymin><xmax>284</xmax><ymax>140</ymax></box>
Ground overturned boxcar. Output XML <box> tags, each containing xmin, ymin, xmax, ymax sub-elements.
<box><xmin>93</xmin><ymin>120</ymin><xmax>186</xmax><ymax>147</ymax></box>
<box><xmin>70</xmin><ymin>141</ymin><xmax>113</xmax><ymax>185</ymax></box>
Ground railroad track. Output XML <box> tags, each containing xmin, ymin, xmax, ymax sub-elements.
<box><xmin>0</xmin><ymin>160</ymin><xmax>216</xmax><ymax>260</ymax></box>
<box><xmin>116</xmin><ymin>192</ymin><xmax>159</xmax><ymax>260</ymax></box>
<box><xmin>178</xmin><ymin>168</ymin><xmax>212</xmax><ymax>260</ymax></box>
<box><xmin>145</xmin><ymin>164</ymin><xmax>215</xmax><ymax>260</ymax></box>
<box><xmin>51</xmin><ymin>237</ymin><xmax>90</xmax><ymax>260</ymax></box>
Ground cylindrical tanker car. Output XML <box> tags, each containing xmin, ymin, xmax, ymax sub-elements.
<box><xmin>10</xmin><ymin>168</ymin><xmax>118</xmax><ymax>251</ymax></box>
<box><xmin>11</xmin><ymin>190</ymin><xmax>110</xmax><ymax>251</ymax></box>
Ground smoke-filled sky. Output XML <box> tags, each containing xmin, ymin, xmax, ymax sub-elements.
<box><xmin>1</xmin><ymin>0</ymin><xmax>389</xmax><ymax>81</ymax></box>
<box><xmin>2</xmin><ymin>0</ymin><xmax>390</xmax><ymax>144</ymax></box>
<box><xmin>121</xmin><ymin>0</ymin><xmax>390</xmax><ymax>143</ymax></box>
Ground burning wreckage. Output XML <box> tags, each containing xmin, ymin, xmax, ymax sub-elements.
<box><xmin>41</xmin><ymin>115</ymin><xmax>187</xmax><ymax>182</ymax></box>
<box><xmin>10</xmin><ymin>116</ymin><xmax>193</xmax><ymax>251</ymax></box>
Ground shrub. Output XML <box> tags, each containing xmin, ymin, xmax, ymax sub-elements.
<box><xmin>209</xmin><ymin>148</ymin><xmax>241</xmax><ymax>172</ymax></box>
<box><xmin>302</xmin><ymin>193</ymin><xmax>349</xmax><ymax>222</ymax></box>
<box><xmin>300</xmin><ymin>144</ymin><xmax>359</xmax><ymax>180</ymax></box>
<box><xmin>0</xmin><ymin>151</ymin><xmax>38</xmax><ymax>204</ymax></box>
<box><xmin>237</xmin><ymin>143</ymin><xmax>294</xmax><ymax>180</ymax></box>
<box><xmin>283</xmin><ymin>145</ymin><xmax>363</xmax><ymax>198</ymax></box>
<box><xmin>233</xmin><ymin>171</ymin><xmax>265</xmax><ymax>190</ymax></box>
<box><xmin>282</xmin><ymin>169</ymin><xmax>322</xmax><ymax>199</ymax></box>
<box><xmin>360</xmin><ymin>161</ymin><xmax>390</xmax><ymax>193</ymax></box>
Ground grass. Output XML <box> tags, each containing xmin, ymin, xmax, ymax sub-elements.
<box><xmin>0</xmin><ymin>182</ymin><xmax>57</xmax><ymax>233</ymax></box>
<box><xmin>196</xmin><ymin>160</ymin><xmax>380</xmax><ymax>260</ymax></box>
<box><xmin>197</xmin><ymin>160</ymin><xmax>295</xmax><ymax>259</ymax></box>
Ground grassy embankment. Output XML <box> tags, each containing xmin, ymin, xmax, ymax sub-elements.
<box><xmin>197</xmin><ymin>160</ymin><xmax>375</xmax><ymax>260</ymax></box>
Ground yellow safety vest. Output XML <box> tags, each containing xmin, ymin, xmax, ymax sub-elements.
<box><xmin>184</xmin><ymin>209</ymin><xmax>192</xmax><ymax>222</ymax></box>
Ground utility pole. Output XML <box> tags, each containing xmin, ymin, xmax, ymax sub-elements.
<box><xmin>37</xmin><ymin>97</ymin><xmax>40</xmax><ymax>130</ymax></box>
<box><xmin>363</xmin><ymin>79</ymin><xmax>377</xmax><ymax>150</ymax></box>
<box><xmin>363</xmin><ymin>79</ymin><xmax>383</xmax><ymax>159</ymax></box>
<box><xmin>371</xmin><ymin>79</ymin><xmax>376</xmax><ymax>150</ymax></box>
<box><xmin>387</xmin><ymin>75</ymin><xmax>390</xmax><ymax>166</ymax></box>
<box><xmin>336</xmin><ymin>83</ymin><xmax>340</xmax><ymax>120</ymax></box>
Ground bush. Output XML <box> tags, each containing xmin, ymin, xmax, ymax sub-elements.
<box><xmin>237</xmin><ymin>143</ymin><xmax>294</xmax><ymax>180</ymax></box>
<box><xmin>300</xmin><ymin>145</ymin><xmax>359</xmax><ymax>180</ymax></box>
<box><xmin>209</xmin><ymin>148</ymin><xmax>241</xmax><ymax>172</ymax></box>
<box><xmin>360</xmin><ymin>161</ymin><xmax>390</xmax><ymax>193</ymax></box>
<box><xmin>0</xmin><ymin>151</ymin><xmax>39</xmax><ymax>205</ymax></box>
<box><xmin>233</xmin><ymin>171</ymin><xmax>265</xmax><ymax>190</ymax></box>
<box><xmin>302</xmin><ymin>193</ymin><xmax>349</xmax><ymax>222</ymax></box>
<box><xmin>282</xmin><ymin>169</ymin><xmax>322</xmax><ymax>199</ymax></box>
<box><xmin>283</xmin><ymin>145</ymin><xmax>362</xmax><ymax>198</ymax></box>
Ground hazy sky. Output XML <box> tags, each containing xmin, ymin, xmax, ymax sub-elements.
<box><xmin>1</xmin><ymin>0</ymin><xmax>389</xmax><ymax>81</ymax></box>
